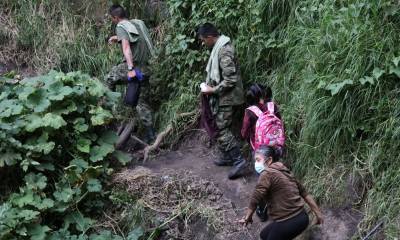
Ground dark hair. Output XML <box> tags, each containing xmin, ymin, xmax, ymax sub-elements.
<box><xmin>109</xmin><ymin>4</ymin><xmax>127</xmax><ymax>18</ymax></box>
<box><xmin>197</xmin><ymin>23</ymin><xmax>220</xmax><ymax>38</ymax></box>
<box><xmin>264</xmin><ymin>85</ymin><xmax>272</xmax><ymax>102</ymax></box>
<box><xmin>246</xmin><ymin>83</ymin><xmax>264</xmax><ymax>105</ymax></box>
<box><xmin>255</xmin><ymin>145</ymin><xmax>278</xmax><ymax>162</ymax></box>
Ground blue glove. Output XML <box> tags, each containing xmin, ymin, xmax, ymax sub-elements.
<box><xmin>127</xmin><ymin>68</ymin><xmax>144</xmax><ymax>82</ymax></box>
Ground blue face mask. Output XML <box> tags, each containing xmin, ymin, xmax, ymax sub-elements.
<box><xmin>254</xmin><ymin>161</ymin><xmax>266</xmax><ymax>174</ymax></box>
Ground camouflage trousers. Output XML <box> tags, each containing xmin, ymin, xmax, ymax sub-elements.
<box><xmin>105</xmin><ymin>62</ymin><xmax>153</xmax><ymax>127</ymax></box>
<box><xmin>215</xmin><ymin>105</ymin><xmax>242</xmax><ymax>152</ymax></box>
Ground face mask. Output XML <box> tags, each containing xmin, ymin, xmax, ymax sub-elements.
<box><xmin>254</xmin><ymin>161</ymin><xmax>265</xmax><ymax>174</ymax></box>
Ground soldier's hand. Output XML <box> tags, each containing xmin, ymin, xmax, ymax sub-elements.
<box><xmin>200</xmin><ymin>83</ymin><xmax>215</xmax><ymax>94</ymax></box>
<box><xmin>127</xmin><ymin>70</ymin><xmax>136</xmax><ymax>80</ymax></box>
<box><xmin>108</xmin><ymin>35</ymin><xmax>118</xmax><ymax>45</ymax></box>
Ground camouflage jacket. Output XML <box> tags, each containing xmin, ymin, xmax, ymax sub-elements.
<box><xmin>208</xmin><ymin>43</ymin><xmax>244</xmax><ymax>107</ymax></box>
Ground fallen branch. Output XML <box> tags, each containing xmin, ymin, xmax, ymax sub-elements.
<box><xmin>361</xmin><ymin>220</ymin><xmax>384</xmax><ymax>240</ymax></box>
<box><xmin>143</xmin><ymin>124</ymin><xmax>173</xmax><ymax>162</ymax></box>
<box><xmin>143</xmin><ymin>110</ymin><xmax>198</xmax><ymax>162</ymax></box>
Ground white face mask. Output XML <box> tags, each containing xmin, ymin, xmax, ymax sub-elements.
<box><xmin>254</xmin><ymin>161</ymin><xmax>265</xmax><ymax>174</ymax></box>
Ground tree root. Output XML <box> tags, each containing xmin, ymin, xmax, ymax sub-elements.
<box><xmin>116</xmin><ymin>120</ymin><xmax>135</xmax><ymax>150</ymax></box>
<box><xmin>143</xmin><ymin>110</ymin><xmax>198</xmax><ymax>162</ymax></box>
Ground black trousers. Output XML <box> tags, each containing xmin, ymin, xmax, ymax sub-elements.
<box><xmin>260</xmin><ymin>209</ymin><xmax>309</xmax><ymax>240</ymax></box>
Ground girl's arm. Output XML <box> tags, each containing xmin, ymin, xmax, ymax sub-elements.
<box><xmin>303</xmin><ymin>194</ymin><xmax>324</xmax><ymax>224</ymax></box>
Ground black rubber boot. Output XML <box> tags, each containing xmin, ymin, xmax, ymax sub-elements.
<box><xmin>228</xmin><ymin>147</ymin><xmax>248</xmax><ymax>180</ymax></box>
<box><xmin>214</xmin><ymin>150</ymin><xmax>233</xmax><ymax>166</ymax></box>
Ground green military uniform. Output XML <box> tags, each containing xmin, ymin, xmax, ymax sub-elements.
<box><xmin>207</xmin><ymin>42</ymin><xmax>244</xmax><ymax>152</ymax></box>
<box><xmin>105</xmin><ymin>19</ymin><xmax>154</xmax><ymax>127</ymax></box>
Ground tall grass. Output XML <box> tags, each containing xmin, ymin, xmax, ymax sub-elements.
<box><xmin>2</xmin><ymin>0</ymin><xmax>400</xmax><ymax>237</ymax></box>
<box><xmin>152</xmin><ymin>0</ymin><xmax>400</xmax><ymax>238</ymax></box>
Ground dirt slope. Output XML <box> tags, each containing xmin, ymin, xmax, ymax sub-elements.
<box><xmin>131</xmin><ymin>132</ymin><xmax>362</xmax><ymax>240</ymax></box>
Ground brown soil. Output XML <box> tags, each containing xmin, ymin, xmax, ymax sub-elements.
<box><xmin>124</xmin><ymin>132</ymin><xmax>363</xmax><ymax>240</ymax></box>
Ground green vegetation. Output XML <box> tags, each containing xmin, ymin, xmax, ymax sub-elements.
<box><xmin>152</xmin><ymin>0</ymin><xmax>400</xmax><ymax>238</ymax></box>
<box><xmin>0</xmin><ymin>71</ymin><xmax>131</xmax><ymax>239</ymax></box>
<box><xmin>1</xmin><ymin>0</ymin><xmax>400</xmax><ymax>238</ymax></box>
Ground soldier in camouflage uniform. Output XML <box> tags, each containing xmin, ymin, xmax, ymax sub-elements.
<box><xmin>198</xmin><ymin>23</ymin><xmax>247</xmax><ymax>180</ymax></box>
<box><xmin>106</xmin><ymin>4</ymin><xmax>155</xmax><ymax>142</ymax></box>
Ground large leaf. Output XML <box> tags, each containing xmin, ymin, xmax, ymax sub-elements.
<box><xmin>86</xmin><ymin>179</ymin><xmax>102</xmax><ymax>192</ymax></box>
<box><xmin>89</xmin><ymin>107</ymin><xmax>113</xmax><ymax>126</ymax></box>
<box><xmin>26</xmin><ymin>89</ymin><xmax>51</xmax><ymax>113</ymax></box>
<box><xmin>77</xmin><ymin>138</ymin><xmax>91</xmax><ymax>153</ymax></box>
<box><xmin>73</xmin><ymin>118</ymin><xmax>89</xmax><ymax>132</ymax></box>
<box><xmin>112</xmin><ymin>151</ymin><xmax>131</xmax><ymax>165</ymax></box>
<box><xmin>0</xmin><ymin>99</ymin><xmax>24</xmax><ymax>118</ymax></box>
<box><xmin>0</xmin><ymin>151</ymin><xmax>22</xmax><ymax>167</ymax></box>
<box><xmin>372</xmin><ymin>67</ymin><xmax>385</xmax><ymax>80</ymax></box>
<box><xmin>89</xmin><ymin>144</ymin><xmax>114</xmax><ymax>162</ymax></box>
<box><xmin>64</xmin><ymin>212</ymin><xmax>93</xmax><ymax>232</ymax></box>
<box><xmin>325</xmin><ymin>79</ymin><xmax>353</xmax><ymax>95</ymax></box>
<box><xmin>127</xmin><ymin>227</ymin><xmax>144</xmax><ymax>240</ymax></box>
<box><xmin>24</xmin><ymin>173</ymin><xmax>47</xmax><ymax>190</ymax></box>
<box><xmin>27</xmin><ymin>224</ymin><xmax>51</xmax><ymax>240</ymax></box>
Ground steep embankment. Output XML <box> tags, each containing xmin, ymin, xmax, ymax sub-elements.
<box><xmin>150</xmin><ymin>1</ymin><xmax>400</xmax><ymax>238</ymax></box>
<box><xmin>1</xmin><ymin>0</ymin><xmax>399</xmax><ymax>239</ymax></box>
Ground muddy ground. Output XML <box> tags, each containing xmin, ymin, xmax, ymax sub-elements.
<box><xmin>118</xmin><ymin>132</ymin><xmax>363</xmax><ymax>240</ymax></box>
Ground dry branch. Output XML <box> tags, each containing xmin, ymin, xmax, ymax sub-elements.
<box><xmin>143</xmin><ymin>110</ymin><xmax>198</xmax><ymax>162</ymax></box>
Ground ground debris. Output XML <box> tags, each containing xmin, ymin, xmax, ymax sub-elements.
<box><xmin>112</xmin><ymin>167</ymin><xmax>249</xmax><ymax>239</ymax></box>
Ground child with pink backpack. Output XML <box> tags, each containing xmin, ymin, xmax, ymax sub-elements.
<box><xmin>241</xmin><ymin>84</ymin><xmax>286</xmax><ymax>222</ymax></box>
<box><xmin>241</xmin><ymin>84</ymin><xmax>285</xmax><ymax>158</ymax></box>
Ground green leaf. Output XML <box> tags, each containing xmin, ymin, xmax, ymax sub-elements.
<box><xmin>392</xmin><ymin>56</ymin><xmax>400</xmax><ymax>67</ymax></box>
<box><xmin>0</xmin><ymin>151</ymin><xmax>22</xmax><ymax>167</ymax></box>
<box><xmin>42</xmin><ymin>113</ymin><xmax>67</xmax><ymax>129</ymax></box>
<box><xmin>89</xmin><ymin>230</ymin><xmax>123</xmax><ymax>240</ymax></box>
<box><xmin>70</xmin><ymin>158</ymin><xmax>89</xmax><ymax>171</ymax></box>
<box><xmin>11</xmin><ymin>191</ymin><xmax>34</xmax><ymax>207</ymax></box>
<box><xmin>127</xmin><ymin>227</ymin><xmax>144</xmax><ymax>240</ymax></box>
<box><xmin>87</xmin><ymin>179</ymin><xmax>102</xmax><ymax>192</ymax></box>
<box><xmin>34</xmin><ymin>162</ymin><xmax>55</xmax><ymax>171</ymax></box>
<box><xmin>24</xmin><ymin>132</ymin><xmax>55</xmax><ymax>154</ymax></box>
<box><xmin>47</xmin><ymin>81</ymin><xmax>74</xmax><ymax>101</ymax></box>
<box><xmin>74</xmin><ymin>118</ymin><xmax>89</xmax><ymax>132</ymax></box>
<box><xmin>372</xmin><ymin>67</ymin><xmax>385</xmax><ymax>80</ymax></box>
<box><xmin>35</xmin><ymin>198</ymin><xmax>54</xmax><ymax>210</ymax></box>
<box><xmin>64</xmin><ymin>212</ymin><xmax>93</xmax><ymax>232</ymax></box>
<box><xmin>89</xmin><ymin>107</ymin><xmax>113</xmax><ymax>126</ymax></box>
<box><xmin>359</xmin><ymin>76</ymin><xmax>374</xmax><ymax>85</ymax></box>
<box><xmin>98</xmin><ymin>131</ymin><xmax>118</xmax><ymax>145</ymax></box>
<box><xmin>53</xmin><ymin>186</ymin><xmax>74</xmax><ymax>203</ymax></box>
<box><xmin>325</xmin><ymin>79</ymin><xmax>353</xmax><ymax>95</ymax></box>
<box><xmin>25</xmin><ymin>114</ymin><xmax>44</xmax><ymax>132</ymax></box>
<box><xmin>27</xmin><ymin>224</ymin><xmax>51</xmax><ymax>240</ymax></box>
<box><xmin>89</xmin><ymin>144</ymin><xmax>114</xmax><ymax>162</ymax></box>
<box><xmin>0</xmin><ymin>99</ymin><xmax>24</xmax><ymax>118</ymax></box>
<box><xmin>18</xmin><ymin>209</ymin><xmax>40</xmax><ymax>221</ymax></box>
<box><xmin>389</xmin><ymin>66</ymin><xmax>400</xmax><ymax>78</ymax></box>
<box><xmin>24</xmin><ymin>173</ymin><xmax>47</xmax><ymax>190</ymax></box>
<box><xmin>26</xmin><ymin>89</ymin><xmax>51</xmax><ymax>113</ymax></box>
<box><xmin>77</xmin><ymin>138</ymin><xmax>91</xmax><ymax>153</ymax></box>
<box><xmin>113</xmin><ymin>151</ymin><xmax>131</xmax><ymax>165</ymax></box>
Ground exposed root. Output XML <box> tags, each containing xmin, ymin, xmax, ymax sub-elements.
<box><xmin>143</xmin><ymin>110</ymin><xmax>199</xmax><ymax>162</ymax></box>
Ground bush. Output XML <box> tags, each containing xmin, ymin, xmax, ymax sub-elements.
<box><xmin>0</xmin><ymin>71</ymin><xmax>130</xmax><ymax>239</ymax></box>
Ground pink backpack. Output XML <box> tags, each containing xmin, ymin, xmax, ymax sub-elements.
<box><xmin>247</xmin><ymin>102</ymin><xmax>285</xmax><ymax>150</ymax></box>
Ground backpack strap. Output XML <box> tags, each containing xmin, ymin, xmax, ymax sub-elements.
<box><xmin>246</xmin><ymin>106</ymin><xmax>263</xmax><ymax>117</ymax></box>
<box><xmin>267</xmin><ymin>102</ymin><xmax>275</xmax><ymax>114</ymax></box>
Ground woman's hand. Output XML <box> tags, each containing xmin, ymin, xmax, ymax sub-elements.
<box><xmin>238</xmin><ymin>216</ymin><xmax>253</xmax><ymax>226</ymax></box>
<box><xmin>315</xmin><ymin>211</ymin><xmax>324</xmax><ymax>225</ymax></box>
